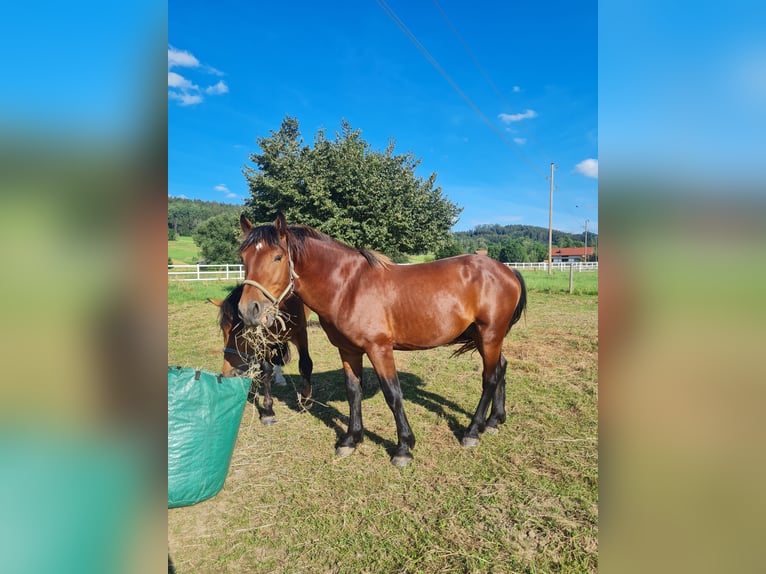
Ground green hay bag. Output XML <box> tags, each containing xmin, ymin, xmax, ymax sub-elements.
<box><xmin>168</xmin><ymin>366</ymin><xmax>250</xmax><ymax>508</ymax></box>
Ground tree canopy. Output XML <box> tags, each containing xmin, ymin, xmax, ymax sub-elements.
<box><xmin>168</xmin><ymin>197</ymin><xmax>242</xmax><ymax>237</ymax></box>
<box><xmin>453</xmin><ymin>223</ymin><xmax>598</xmax><ymax>262</ymax></box>
<box><xmin>242</xmin><ymin>116</ymin><xmax>462</xmax><ymax>258</ymax></box>
<box><xmin>192</xmin><ymin>213</ymin><xmax>241</xmax><ymax>264</ymax></box>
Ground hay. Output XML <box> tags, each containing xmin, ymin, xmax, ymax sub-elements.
<box><xmin>235</xmin><ymin>307</ymin><xmax>291</xmax><ymax>380</ymax></box>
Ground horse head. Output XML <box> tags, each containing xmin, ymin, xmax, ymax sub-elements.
<box><xmin>207</xmin><ymin>291</ymin><xmax>250</xmax><ymax>378</ymax></box>
<box><xmin>238</xmin><ymin>212</ymin><xmax>296</xmax><ymax>328</ymax></box>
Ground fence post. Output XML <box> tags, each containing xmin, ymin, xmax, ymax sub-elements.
<box><xmin>197</xmin><ymin>264</ymin><xmax>200</xmax><ymax>281</ymax></box>
<box><xmin>569</xmin><ymin>262</ymin><xmax>574</xmax><ymax>294</ymax></box>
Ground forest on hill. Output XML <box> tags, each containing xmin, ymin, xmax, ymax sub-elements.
<box><xmin>168</xmin><ymin>197</ymin><xmax>597</xmax><ymax>263</ymax></box>
<box><xmin>168</xmin><ymin>197</ymin><xmax>242</xmax><ymax>237</ymax></box>
<box><xmin>449</xmin><ymin>223</ymin><xmax>598</xmax><ymax>262</ymax></box>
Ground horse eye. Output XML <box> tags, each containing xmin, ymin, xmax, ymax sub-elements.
<box><xmin>274</xmin><ymin>254</ymin><xmax>283</xmax><ymax>262</ymax></box>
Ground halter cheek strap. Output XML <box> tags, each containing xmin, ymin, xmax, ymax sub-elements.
<box><xmin>242</xmin><ymin>255</ymin><xmax>300</xmax><ymax>307</ymax></box>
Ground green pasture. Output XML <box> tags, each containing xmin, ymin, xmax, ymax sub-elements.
<box><xmin>518</xmin><ymin>269</ymin><xmax>598</xmax><ymax>296</ymax></box>
<box><xmin>167</xmin><ymin>268</ymin><xmax>598</xmax><ymax>304</ymax></box>
<box><xmin>168</xmin><ymin>276</ymin><xmax>598</xmax><ymax>572</ymax></box>
<box><xmin>168</xmin><ymin>236</ymin><xmax>201</xmax><ymax>265</ymax></box>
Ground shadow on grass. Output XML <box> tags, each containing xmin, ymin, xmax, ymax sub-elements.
<box><xmin>398</xmin><ymin>370</ymin><xmax>477</xmax><ymax>444</ymax></box>
<box><xmin>263</xmin><ymin>364</ymin><xmax>483</xmax><ymax>455</ymax></box>
<box><xmin>266</xmin><ymin>367</ymin><xmax>397</xmax><ymax>455</ymax></box>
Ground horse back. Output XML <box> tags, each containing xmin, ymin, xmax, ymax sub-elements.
<box><xmin>342</xmin><ymin>254</ymin><xmax>523</xmax><ymax>350</ymax></box>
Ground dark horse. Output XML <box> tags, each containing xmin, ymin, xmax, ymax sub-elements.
<box><xmin>238</xmin><ymin>213</ymin><xmax>527</xmax><ymax>466</ymax></box>
<box><xmin>208</xmin><ymin>284</ymin><xmax>313</xmax><ymax>425</ymax></box>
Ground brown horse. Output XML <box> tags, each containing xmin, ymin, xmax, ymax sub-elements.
<box><xmin>238</xmin><ymin>213</ymin><xmax>527</xmax><ymax>466</ymax></box>
<box><xmin>208</xmin><ymin>284</ymin><xmax>313</xmax><ymax>425</ymax></box>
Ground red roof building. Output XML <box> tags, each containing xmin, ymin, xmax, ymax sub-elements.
<box><xmin>549</xmin><ymin>246</ymin><xmax>595</xmax><ymax>262</ymax></box>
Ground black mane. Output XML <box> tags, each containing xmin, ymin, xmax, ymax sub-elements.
<box><xmin>218</xmin><ymin>284</ymin><xmax>243</xmax><ymax>332</ymax></box>
<box><xmin>240</xmin><ymin>223</ymin><xmax>390</xmax><ymax>268</ymax></box>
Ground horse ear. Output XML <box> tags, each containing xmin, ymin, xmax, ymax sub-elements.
<box><xmin>207</xmin><ymin>298</ymin><xmax>223</xmax><ymax>307</ymax></box>
<box><xmin>240</xmin><ymin>213</ymin><xmax>253</xmax><ymax>234</ymax></box>
<box><xmin>274</xmin><ymin>212</ymin><xmax>288</xmax><ymax>239</ymax></box>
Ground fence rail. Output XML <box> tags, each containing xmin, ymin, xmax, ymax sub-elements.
<box><xmin>505</xmin><ymin>261</ymin><xmax>598</xmax><ymax>272</ymax></box>
<box><xmin>168</xmin><ymin>261</ymin><xmax>598</xmax><ymax>281</ymax></box>
<box><xmin>168</xmin><ymin>264</ymin><xmax>245</xmax><ymax>281</ymax></box>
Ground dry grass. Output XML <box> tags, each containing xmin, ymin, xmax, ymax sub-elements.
<box><xmin>168</xmin><ymin>282</ymin><xmax>598</xmax><ymax>573</ymax></box>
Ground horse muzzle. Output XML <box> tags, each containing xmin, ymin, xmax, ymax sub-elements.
<box><xmin>238</xmin><ymin>299</ymin><xmax>278</xmax><ymax>328</ymax></box>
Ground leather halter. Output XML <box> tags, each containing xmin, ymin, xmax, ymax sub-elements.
<box><xmin>222</xmin><ymin>346</ymin><xmax>253</xmax><ymax>370</ymax></box>
<box><xmin>242</xmin><ymin>251</ymin><xmax>300</xmax><ymax>307</ymax></box>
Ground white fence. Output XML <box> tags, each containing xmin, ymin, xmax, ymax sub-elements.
<box><xmin>505</xmin><ymin>261</ymin><xmax>598</xmax><ymax>272</ymax></box>
<box><xmin>168</xmin><ymin>261</ymin><xmax>597</xmax><ymax>281</ymax></box>
<box><xmin>168</xmin><ymin>264</ymin><xmax>244</xmax><ymax>281</ymax></box>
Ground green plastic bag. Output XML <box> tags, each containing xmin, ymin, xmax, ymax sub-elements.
<box><xmin>168</xmin><ymin>366</ymin><xmax>249</xmax><ymax>508</ymax></box>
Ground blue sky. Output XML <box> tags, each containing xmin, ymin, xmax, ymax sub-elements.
<box><xmin>169</xmin><ymin>0</ymin><xmax>597</xmax><ymax>234</ymax></box>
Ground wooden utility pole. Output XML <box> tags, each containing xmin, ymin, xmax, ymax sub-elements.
<box><xmin>548</xmin><ymin>162</ymin><xmax>556</xmax><ymax>275</ymax></box>
<box><xmin>584</xmin><ymin>219</ymin><xmax>589</xmax><ymax>262</ymax></box>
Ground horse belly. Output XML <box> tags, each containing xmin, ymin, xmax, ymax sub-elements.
<box><xmin>390</xmin><ymin>309</ymin><xmax>472</xmax><ymax>351</ymax></box>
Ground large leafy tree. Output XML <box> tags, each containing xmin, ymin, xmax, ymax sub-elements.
<box><xmin>192</xmin><ymin>213</ymin><xmax>241</xmax><ymax>264</ymax></box>
<box><xmin>243</xmin><ymin>117</ymin><xmax>462</xmax><ymax>257</ymax></box>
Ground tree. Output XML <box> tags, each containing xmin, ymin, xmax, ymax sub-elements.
<box><xmin>558</xmin><ymin>235</ymin><xmax>574</xmax><ymax>248</ymax></box>
<box><xmin>243</xmin><ymin>117</ymin><xmax>462</xmax><ymax>257</ymax></box>
<box><xmin>168</xmin><ymin>197</ymin><xmax>242</xmax><ymax>236</ymax></box>
<box><xmin>498</xmin><ymin>239</ymin><xmax>526</xmax><ymax>263</ymax></box>
<box><xmin>192</xmin><ymin>213</ymin><xmax>241</xmax><ymax>264</ymax></box>
<box><xmin>435</xmin><ymin>240</ymin><xmax>463</xmax><ymax>260</ymax></box>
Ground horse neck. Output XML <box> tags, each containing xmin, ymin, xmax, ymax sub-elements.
<box><xmin>291</xmin><ymin>236</ymin><xmax>358</xmax><ymax>317</ymax></box>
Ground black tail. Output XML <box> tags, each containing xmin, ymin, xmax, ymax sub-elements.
<box><xmin>451</xmin><ymin>268</ymin><xmax>528</xmax><ymax>357</ymax></box>
<box><xmin>508</xmin><ymin>268</ymin><xmax>527</xmax><ymax>329</ymax></box>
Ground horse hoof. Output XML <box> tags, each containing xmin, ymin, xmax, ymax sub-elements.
<box><xmin>461</xmin><ymin>436</ymin><xmax>480</xmax><ymax>448</ymax></box>
<box><xmin>390</xmin><ymin>454</ymin><xmax>413</xmax><ymax>467</ymax></box>
<box><xmin>261</xmin><ymin>416</ymin><xmax>277</xmax><ymax>426</ymax></box>
<box><xmin>335</xmin><ymin>445</ymin><xmax>356</xmax><ymax>458</ymax></box>
<box><xmin>298</xmin><ymin>397</ymin><xmax>313</xmax><ymax>411</ymax></box>
<box><xmin>484</xmin><ymin>425</ymin><xmax>499</xmax><ymax>435</ymax></box>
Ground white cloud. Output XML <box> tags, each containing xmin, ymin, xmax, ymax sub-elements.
<box><xmin>512</xmin><ymin>86</ymin><xmax>521</xmax><ymax>93</ymax></box>
<box><xmin>213</xmin><ymin>184</ymin><xmax>239</xmax><ymax>200</ymax></box>
<box><xmin>574</xmin><ymin>158</ymin><xmax>598</xmax><ymax>179</ymax></box>
<box><xmin>205</xmin><ymin>66</ymin><xmax>225</xmax><ymax>77</ymax></box>
<box><xmin>168</xmin><ymin>90</ymin><xmax>203</xmax><ymax>106</ymax></box>
<box><xmin>498</xmin><ymin>109</ymin><xmax>538</xmax><ymax>123</ymax></box>
<box><xmin>513</xmin><ymin>137</ymin><xmax>527</xmax><ymax>145</ymax></box>
<box><xmin>168</xmin><ymin>72</ymin><xmax>195</xmax><ymax>90</ymax></box>
<box><xmin>205</xmin><ymin>80</ymin><xmax>229</xmax><ymax>95</ymax></box>
<box><xmin>168</xmin><ymin>46</ymin><xmax>199</xmax><ymax>69</ymax></box>
<box><xmin>168</xmin><ymin>46</ymin><xmax>228</xmax><ymax>106</ymax></box>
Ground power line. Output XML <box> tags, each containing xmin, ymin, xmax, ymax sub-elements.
<box><xmin>374</xmin><ymin>0</ymin><xmax>547</xmax><ymax>179</ymax></box>
<box><xmin>430</xmin><ymin>0</ymin><xmax>554</xmax><ymax>163</ymax></box>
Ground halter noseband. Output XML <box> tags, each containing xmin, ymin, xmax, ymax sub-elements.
<box><xmin>222</xmin><ymin>346</ymin><xmax>253</xmax><ymax>370</ymax></box>
<box><xmin>242</xmin><ymin>252</ymin><xmax>299</xmax><ymax>307</ymax></box>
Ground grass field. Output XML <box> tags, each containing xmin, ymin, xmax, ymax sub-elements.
<box><xmin>168</xmin><ymin>273</ymin><xmax>598</xmax><ymax>572</ymax></box>
<box><xmin>168</xmin><ymin>236</ymin><xmax>201</xmax><ymax>265</ymax></box>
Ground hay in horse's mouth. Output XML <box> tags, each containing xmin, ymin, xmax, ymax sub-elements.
<box><xmin>237</xmin><ymin>310</ymin><xmax>290</xmax><ymax>380</ymax></box>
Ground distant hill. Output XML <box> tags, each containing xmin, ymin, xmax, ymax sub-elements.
<box><xmin>453</xmin><ymin>223</ymin><xmax>597</xmax><ymax>261</ymax></box>
<box><xmin>168</xmin><ymin>197</ymin><xmax>243</xmax><ymax>236</ymax></box>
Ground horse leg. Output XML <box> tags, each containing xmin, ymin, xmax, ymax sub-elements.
<box><xmin>336</xmin><ymin>349</ymin><xmax>364</xmax><ymax>458</ymax></box>
<box><xmin>366</xmin><ymin>345</ymin><xmax>415</xmax><ymax>467</ymax></box>
<box><xmin>485</xmin><ymin>353</ymin><xmax>508</xmax><ymax>433</ymax></box>
<box><xmin>462</xmin><ymin>337</ymin><xmax>504</xmax><ymax>447</ymax></box>
<box><xmin>260</xmin><ymin>362</ymin><xmax>277</xmax><ymax>426</ymax></box>
<box><xmin>273</xmin><ymin>364</ymin><xmax>287</xmax><ymax>386</ymax></box>
<box><xmin>295</xmin><ymin>332</ymin><xmax>314</xmax><ymax>409</ymax></box>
